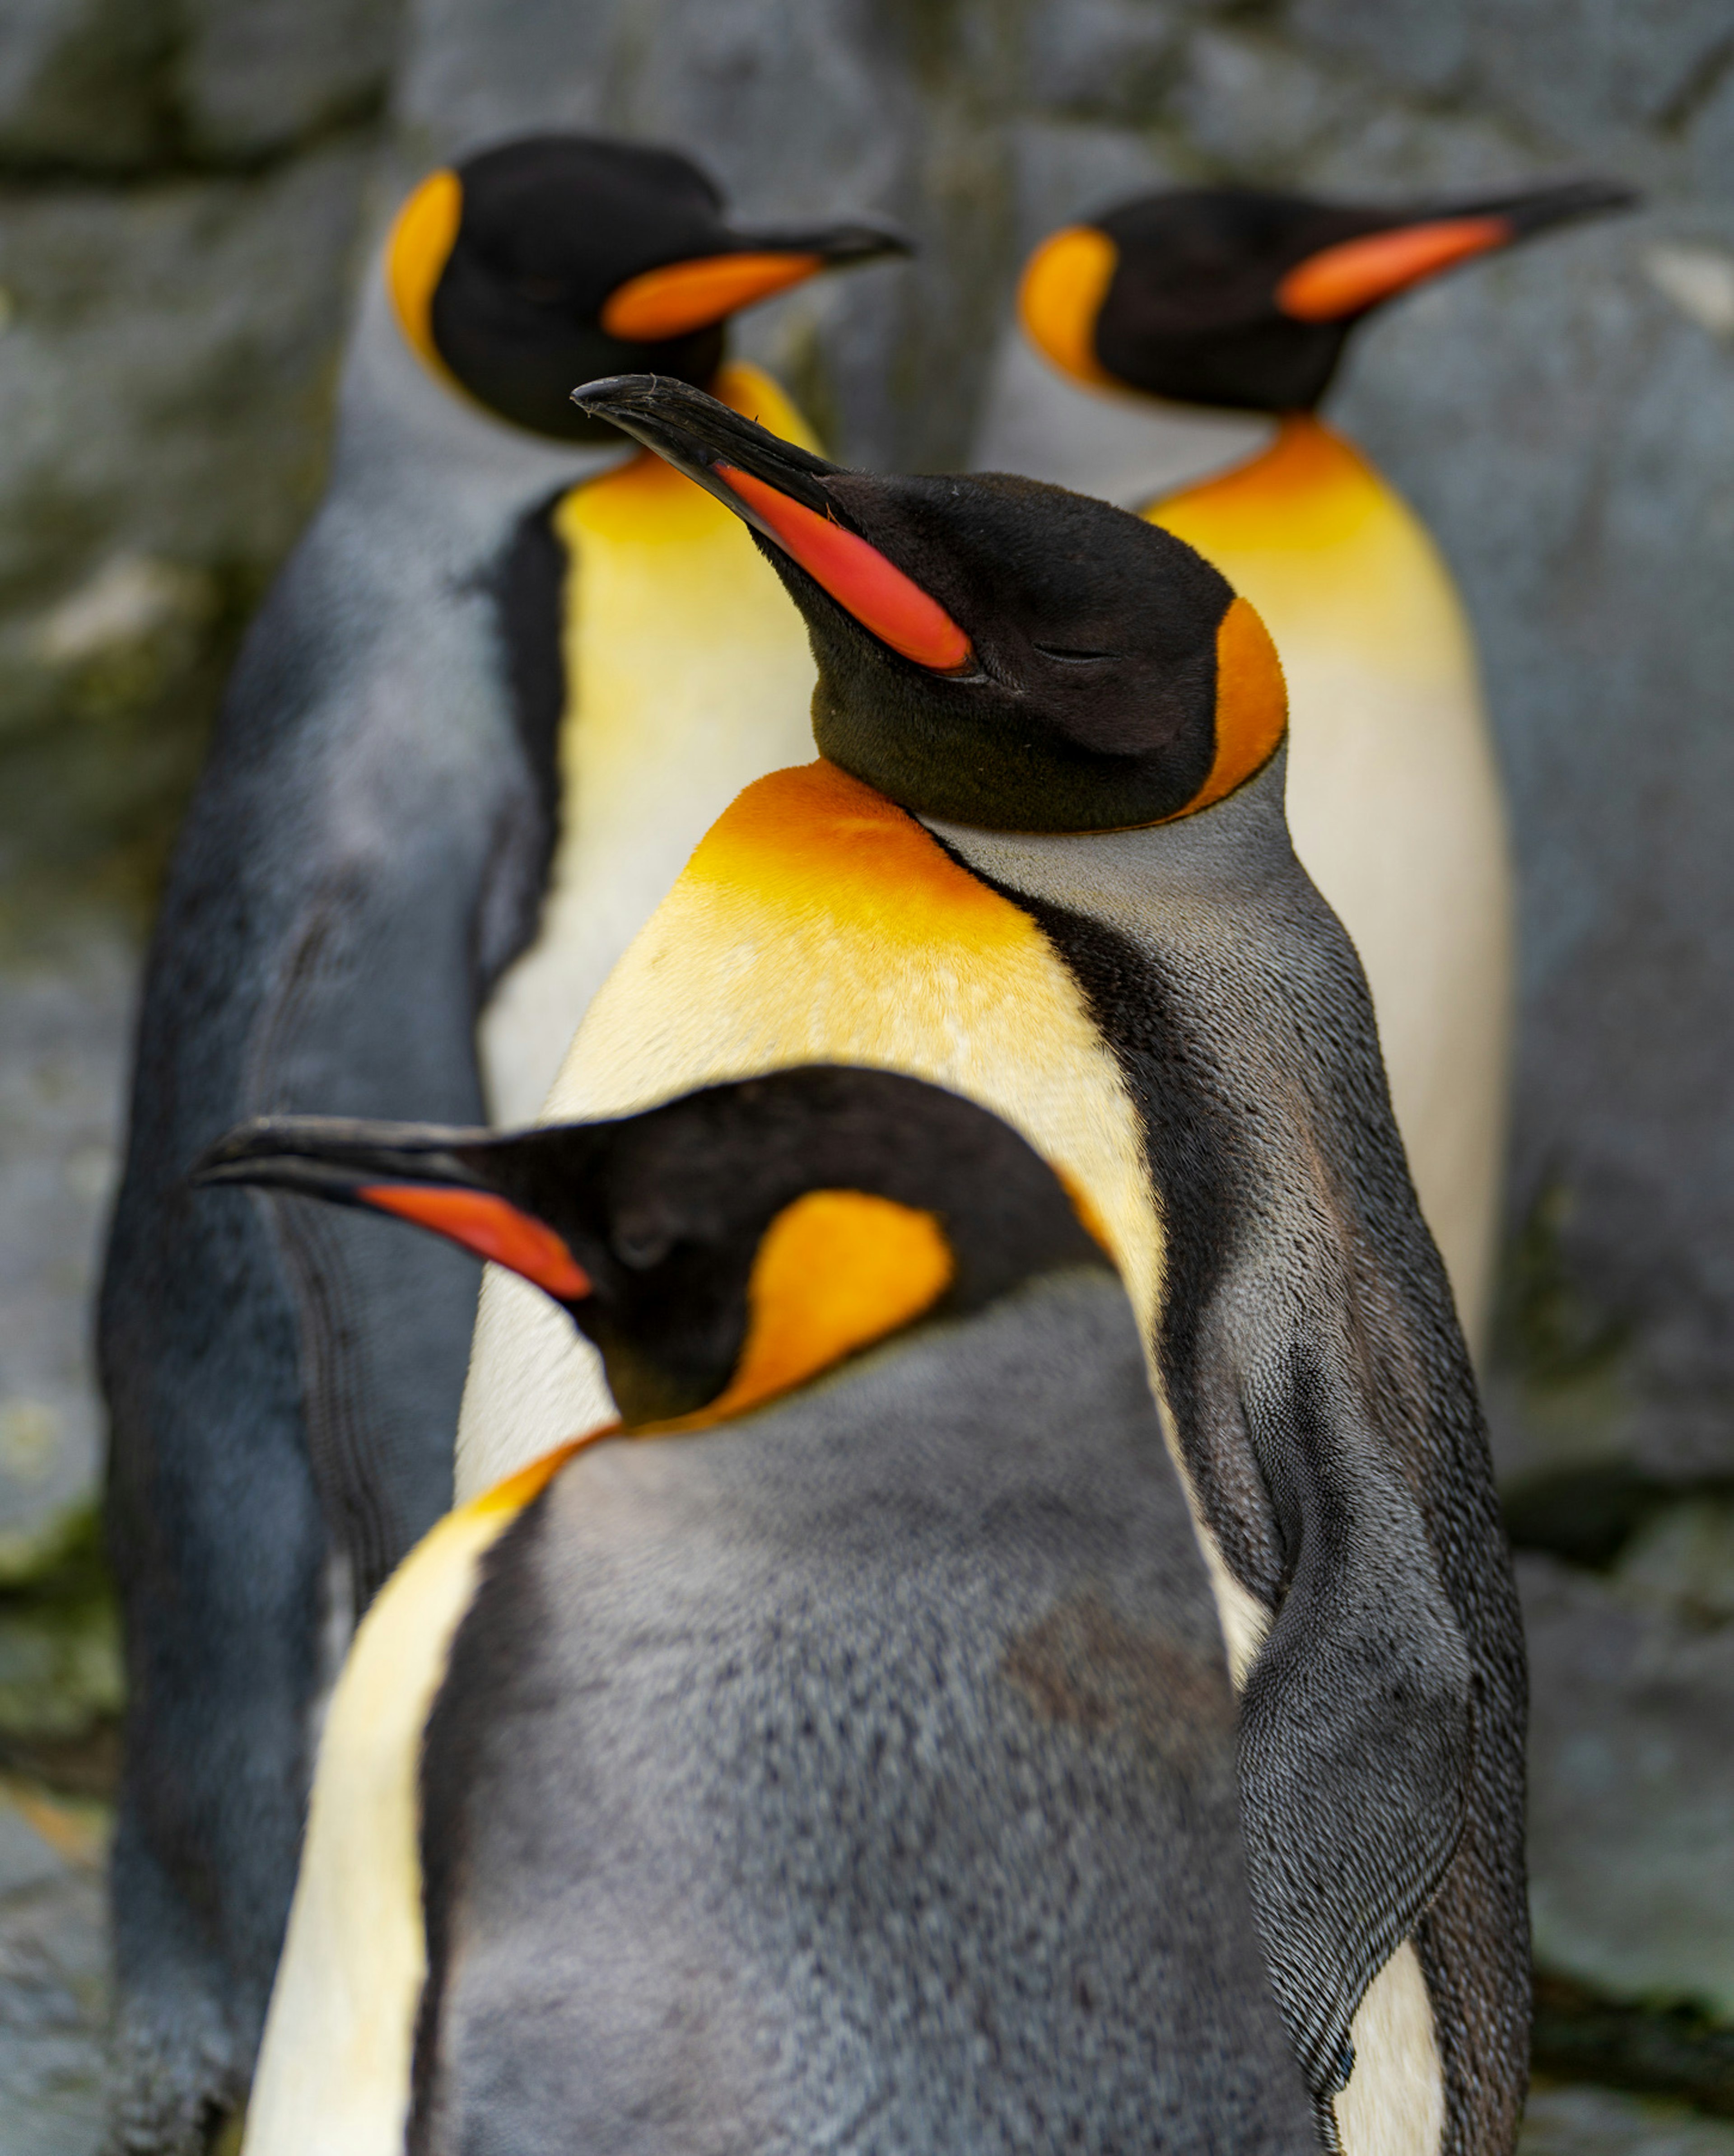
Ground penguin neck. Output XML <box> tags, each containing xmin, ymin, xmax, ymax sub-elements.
<box><xmin>330</xmin><ymin>259</ymin><xmax>631</xmax><ymax>525</ymax></box>
<box><xmin>970</xmin><ymin>329</ymin><xmax>1276</xmax><ymax>509</ymax></box>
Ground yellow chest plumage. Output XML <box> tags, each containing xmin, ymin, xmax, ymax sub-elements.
<box><xmin>1148</xmin><ymin>420</ymin><xmax>1512</xmax><ymax>1353</ymax></box>
<box><xmin>477</xmin><ymin>362</ymin><xmax>823</xmax><ymax>1125</ymax></box>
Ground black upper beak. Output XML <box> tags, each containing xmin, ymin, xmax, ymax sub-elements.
<box><xmin>191</xmin><ymin>1116</ymin><xmax>492</xmax><ymax>1204</ymax></box>
<box><xmin>1430</xmin><ymin>175</ymin><xmax>1640</xmax><ymax>238</ymax></box>
<box><xmin>727</xmin><ymin>219</ymin><xmax>913</xmax><ymax>269</ymax></box>
<box><xmin>570</xmin><ymin>373</ymin><xmax>843</xmax><ymax>524</ymax></box>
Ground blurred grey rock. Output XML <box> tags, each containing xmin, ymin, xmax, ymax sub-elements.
<box><xmin>0</xmin><ymin>138</ymin><xmax>376</xmax><ymax>891</ymax></box>
<box><xmin>1020</xmin><ymin>0</ymin><xmax>1191</xmax><ymax>125</ymax></box>
<box><xmin>0</xmin><ymin>0</ymin><xmax>172</xmax><ymax>174</ymax></box>
<box><xmin>1335</xmin><ymin>205</ymin><xmax>1734</xmax><ymax>1486</ymax></box>
<box><xmin>177</xmin><ymin>0</ymin><xmax>404</xmax><ymax>162</ymax></box>
<box><xmin>1168</xmin><ymin>26</ymin><xmax>1374</xmax><ymax>174</ymax></box>
<box><xmin>1522</xmin><ymin>1553</ymin><xmax>1734</xmax><ymax>2017</ymax></box>
<box><xmin>0</xmin><ymin>1792</ymin><xmax>107</xmax><ymax>2156</ymax></box>
<box><xmin>1616</xmin><ymin>1499</ymin><xmax>1734</xmax><ymax>1626</ymax></box>
<box><xmin>1522</xmin><ymin>2083</ymin><xmax>1734</xmax><ymax>2156</ymax></box>
<box><xmin>0</xmin><ymin>919</ymin><xmax>133</xmax><ymax>1564</ymax></box>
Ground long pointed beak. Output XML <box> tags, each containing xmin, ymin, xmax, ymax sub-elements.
<box><xmin>570</xmin><ymin>372</ymin><xmax>841</xmax><ymax>510</ymax></box>
<box><xmin>1437</xmin><ymin>175</ymin><xmax>1640</xmax><ymax>238</ymax></box>
<box><xmin>1278</xmin><ymin>174</ymin><xmax>1638</xmax><ymax>321</ymax></box>
<box><xmin>600</xmin><ymin>219</ymin><xmax>910</xmax><ymax>341</ymax></box>
<box><xmin>193</xmin><ymin>1115</ymin><xmax>491</xmax><ymax>1200</ymax></box>
<box><xmin>732</xmin><ymin>219</ymin><xmax>912</xmax><ymax>269</ymax></box>
<box><xmin>192</xmin><ymin>1117</ymin><xmax>591</xmax><ymax>1301</ymax></box>
<box><xmin>570</xmin><ymin>375</ymin><xmax>973</xmax><ymax>672</ymax></box>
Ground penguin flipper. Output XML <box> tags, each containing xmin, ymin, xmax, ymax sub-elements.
<box><xmin>1234</xmin><ymin>1342</ymin><xmax>1474</xmax><ymax>2106</ymax></box>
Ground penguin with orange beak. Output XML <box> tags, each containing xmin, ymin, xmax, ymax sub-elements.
<box><xmin>976</xmin><ymin>177</ymin><xmax>1635</xmax><ymax>1353</ymax></box>
<box><xmin>456</xmin><ymin>378</ymin><xmax>1528</xmax><ymax>2154</ymax></box>
<box><xmin>98</xmin><ymin>136</ymin><xmax>904</xmax><ymax>2152</ymax></box>
<box><xmin>194</xmin><ymin>1068</ymin><xmax>1318</xmax><ymax>2156</ymax></box>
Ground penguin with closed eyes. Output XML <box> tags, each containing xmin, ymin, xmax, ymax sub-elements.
<box><xmin>456</xmin><ymin>375</ymin><xmax>1529</xmax><ymax>2156</ymax></box>
<box><xmin>97</xmin><ymin>138</ymin><xmax>904</xmax><ymax>2153</ymax></box>
<box><xmin>196</xmin><ymin>1066</ymin><xmax>1318</xmax><ymax>2156</ymax></box>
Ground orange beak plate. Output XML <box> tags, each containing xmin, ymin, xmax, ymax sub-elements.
<box><xmin>358</xmin><ymin>1185</ymin><xmax>591</xmax><ymax>1300</ymax></box>
<box><xmin>601</xmin><ymin>252</ymin><xmax>827</xmax><ymax>341</ymax></box>
<box><xmin>717</xmin><ymin>463</ymin><xmax>974</xmax><ymax>672</ymax></box>
<box><xmin>1277</xmin><ymin>216</ymin><xmax>1513</xmax><ymax>321</ymax></box>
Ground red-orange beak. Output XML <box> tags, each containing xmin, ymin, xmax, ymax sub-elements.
<box><xmin>570</xmin><ymin>373</ymin><xmax>975</xmax><ymax>675</ymax></box>
<box><xmin>1276</xmin><ymin>176</ymin><xmax>1638</xmax><ymax>321</ymax></box>
<box><xmin>192</xmin><ymin>1119</ymin><xmax>592</xmax><ymax>1303</ymax></box>
<box><xmin>601</xmin><ymin>220</ymin><xmax>909</xmax><ymax>342</ymax></box>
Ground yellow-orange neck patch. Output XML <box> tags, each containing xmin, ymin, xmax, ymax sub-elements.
<box><xmin>601</xmin><ymin>251</ymin><xmax>826</xmax><ymax>341</ymax></box>
<box><xmin>1019</xmin><ymin>225</ymin><xmax>1120</xmax><ymax>389</ymax></box>
<box><xmin>637</xmin><ymin>1188</ymin><xmax>955</xmax><ymax>1435</ymax></box>
<box><xmin>386</xmin><ymin>167</ymin><xmax>463</xmax><ymax>386</ymax></box>
<box><xmin>1185</xmin><ymin>594</ymin><xmax>1288</xmax><ymax>817</ymax></box>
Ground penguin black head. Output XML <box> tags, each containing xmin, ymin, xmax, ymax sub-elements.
<box><xmin>1018</xmin><ymin>176</ymin><xmax>1636</xmax><ymax>413</ymax></box>
<box><xmin>193</xmin><ymin>1068</ymin><xmax>1110</xmax><ymax>1430</ymax></box>
<box><xmin>387</xmin><ymin>134</ymin><xmax>909</xmax><ymax>442</ymax></box>
<box><xmin>569</xmin><ymin>373</ymin><xmax>1285</xmax><ymax>833</ymax></box>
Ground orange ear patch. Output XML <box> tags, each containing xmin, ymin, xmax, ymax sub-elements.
<box><xmin>1018</xmin><ymin>225</ymin><xmax>1120</xmax><ymax>387</ymax></box>
<box><xmin>1184</xmin><ymin>595</ymin><xmax>1287</xmax><ymax>817</ymax></box>
<box><xmin>356</xmin><ymin>1185</ymin><xmax>591</xmax><ymax>1301</ymax></box>
<box><xmin>1276</xmin><ymin>216</ymin><xmax>1512</xmax><ymax>322</ymax></box>
<box><xmin>386</xmin><ymin>168</ymin><xmax>463</xmax><ymax>374</ymax></box>
<box><xmin>717</xmin><ymin>463</ymin><xmax>974</xmax><ymax>672</ymax></box>
<box><xmin>601</xmin><ymin>251</ymin><xmax>826</xmax><ymax>341</ymax></box>
<box><xmin>639</xmin><ymin>1189</ymin><xmax>955</xmax><ymax>1434</ymax></box>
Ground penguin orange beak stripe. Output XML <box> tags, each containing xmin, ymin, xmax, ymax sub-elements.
<box><xmin>601</xmin><ymin>252</ymin><xmax>827</xmax><ymax>341</ymax></box>
<box><xmin>357</xmin><ymin>1185</ymin><xmax>592</xmax><ymax>1300</ymax></box>
<box><xmin>1276</xmin><ymin>216</ymin><xmax>1513</xmax><ymax>321</ymax></box>
<box><xmin>716</xmin><ymin>463</ymin><xmax>974</xmax><ymax>672</ymax></box>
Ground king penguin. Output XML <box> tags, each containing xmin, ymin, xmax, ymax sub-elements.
<box><xmin>97</xmin><ymin>137</ymin><xmax>904</xmax><ymax>2153</ymax></box>
<box><xmin>195</xmin><ymin>1066</ymin><xmax>1317</xmax><ymax>2156</ymax></box>
<box><xmin>973</xmin><ymin>177</ymin><xmax>1634</xmax><ymax>1351</ymax></box>
<box><xmin>458</xmin><ymin>377</ymin><xmax>1529</xmax><ymax>2155</ymax></box>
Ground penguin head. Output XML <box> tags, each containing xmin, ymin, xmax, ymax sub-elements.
<box><xmin>193</xmin><ymin>1068</ymin><xmax>1110</xmax><ymax>1430</ymax></box>
<box><xmin>386</xmin><ymin>134</ymin><xmax>909</xmax><ymax>443</ymax></box>
<box><xmin>571</xmin><ymin>373</ymin><xmax>1285</xmax><ymax>832</ymax></box>
<box><xmin>1017</xmin><ymin>176</ymin><xmax>1636</xmax><ymax>413</ymax></box>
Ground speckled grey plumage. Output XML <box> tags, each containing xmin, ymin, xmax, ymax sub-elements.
<box><xmin>411</xmin><ymin>1272</ymin><xmax>1316</xmax><ymax>2155</ymax></box>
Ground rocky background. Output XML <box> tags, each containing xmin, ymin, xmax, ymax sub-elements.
<box><xmin>2</xmin><ymin>1</ymin><xmax>1733</xmax><ymax>2149</ymax></box>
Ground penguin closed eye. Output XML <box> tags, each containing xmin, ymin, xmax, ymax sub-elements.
<box><xmin>571</xmin><ymin>370</ymin><xmax>1288</xmax><ymax>834</ymax></box>
<box><xmin>195</xmin><ymin>1068</ymin><xmax>1318</xmax><ymax>2156</ymax></box>
<box><xmin>389</xmin><ymin>133</ymin><xmax>908</xmax><ymax>441</ymax></box>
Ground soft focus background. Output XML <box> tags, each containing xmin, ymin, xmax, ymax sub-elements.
<box><xmin>2</xmin><ymin>2</ymin><xmax>1733</xmax><ymax>2150</ymax></box>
